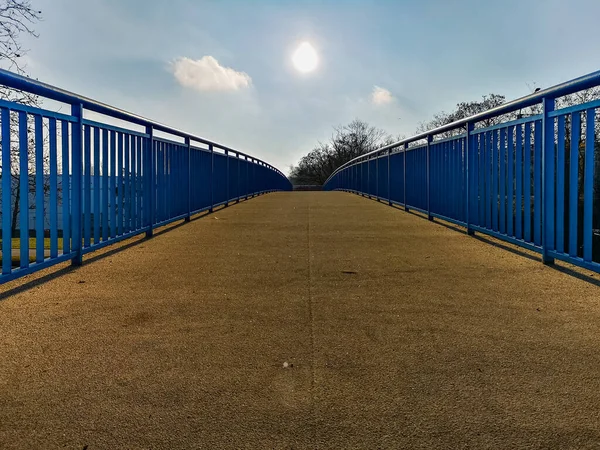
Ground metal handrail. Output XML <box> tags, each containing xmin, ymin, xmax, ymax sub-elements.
<box><xmin>0</xmin><ymin>68</ymin><xmax>285</xmax><ymax>177</ymax></box>
<box><xmin>324</xmin><ymin>69</ymin><xmax>600</xmax><ymax>185</ymax></box>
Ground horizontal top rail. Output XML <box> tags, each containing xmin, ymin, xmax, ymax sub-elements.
<box><xmin>0</xmin><ymin>68</ymin><xmax>285</xmax><ymax>177</ymax></box>
<box><xmin>325</xmin><ymin>69</ymin><xmax>600</xmax><ymax>184</ymax></box>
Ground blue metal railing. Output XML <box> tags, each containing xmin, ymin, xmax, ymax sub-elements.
<box><xmin>0</xmin><ymin>69</ymin><xmax>292</xmax><ymax>285</ymax></box>
<box><xmin>324</xmin><ymin>70</ymin><xmax>600</xmax><ymax>274</ymax></box>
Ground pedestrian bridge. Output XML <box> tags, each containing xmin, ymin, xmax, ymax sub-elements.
<box><xmin>1</xmin><ymin>70</ymin><xmax>600</xmax><ymax>448</ymax></box>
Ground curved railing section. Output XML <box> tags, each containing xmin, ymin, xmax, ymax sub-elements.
<box><xmin>324</xmin><ymin>70</ymin><xmax>600</xmax><ymax>274</ymax></box>
<box><xmin>0</xmin><ymin>69</ymin><xmax>292</xmax><ymax>284</ymax></box>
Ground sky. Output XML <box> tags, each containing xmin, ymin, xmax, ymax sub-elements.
<box><xmin>19</xmin><ymin>0</ymin><xmax>600</xmax><ymax>174</ymax></box>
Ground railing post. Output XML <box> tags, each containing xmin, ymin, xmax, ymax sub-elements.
<box><xmin>388</xmin><ymin>148</ymin><xmax>392</xmax><ymax>206</ymax></box>
<box><xmin>237</xmin><ymin>153</ymin><xmax>241</xmax><ymax>203</ymax></box>
<box><xmin>225</xmin><ymin>149</ymin><xmax>229</xmax><ymax>207</ymax></box>
<box><xmin>145</xmin><ymin>125</ymin><xmax>154</xmax><ymax>237</ymax></box>
<box><xmin>209</xmin><ymin>143</ymin><xmax>214</xmax><ymax>213</ymax></box>
<box><xmin>466</xmin><ymin>122</ymin><xmax>475</xmax><ymax>235</ymax></box>
<box><xmin>71</xmin><ymin>103</ymin><xmax>83</xmax><ymax>266</ymax></box>
<box><xmin>376</xmin><ymin>153</ymin><xmax>380</xmax><ymax>201</ymax></box>
<box><xmin>367</xmin><ymin>156</ymin><xmax>371</xmax><ymax>198</ymax></box>
<box><xmin>1</xmin><ymin>108</ymin><xmax>10</xmax><ymax>275</ymax></box>
<box><xmin>542</xmin><ymin>97</ymin><xmax>555</xmax><ymax>264</ymax></box>
<box><xmin>427</xmin><ymin>134</ymin><xmax>433</xmax><ymax>220</ymax></box>
<box><xmin>185</xmin><ymin>136</ymin><xmax>191</xmax><ymax>222</ymax></box>
<box><xmin>404</xmin><ymin>142</ymin><xmax>409</xmax><ymax>212</ymax></box>
<box><xmin>245</xmin><ymin>156</ymin><xmax>249</xmax><ymax>200</ymax></box>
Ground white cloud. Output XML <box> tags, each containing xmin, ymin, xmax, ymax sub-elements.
<box><xmin>371</xmin><ymin>85</ymin><xmax>394</xmax><ymax>105</ymax></box>
<box><xmin>171</xmin><ymin>56</ymin><xmax>252</xmax><ymax>92</ymax></box>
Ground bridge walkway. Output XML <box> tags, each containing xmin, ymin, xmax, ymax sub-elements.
<box><xmin>1</xmin><ymin>191</ymin><xmax>599</xmax><ymax>448</ymax></box>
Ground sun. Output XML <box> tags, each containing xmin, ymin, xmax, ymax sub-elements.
<box><xmin>292</xmin><ymin>42</ymin><xmax>318</xmax><ymax>73</ymax></box>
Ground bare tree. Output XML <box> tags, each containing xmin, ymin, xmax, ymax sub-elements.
<box><xmin>289</xmin><ymin>119</ymin><xmax>392</xmax><ymax>185</ymax></box>
<box><xmin>0</xmin><ymin>0</ymin><xmax>43</xmax><ymax>237</ymax></box>
<box><xmin>416</xmin><ymin>94</ymin><xmax>507</xmax><ymax>138</ymax></box>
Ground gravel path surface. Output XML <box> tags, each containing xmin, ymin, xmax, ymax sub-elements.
<box><xmin>1</xmin><ymin>191</ymin><xmax>600</xmax><ymax>449</ymax></box>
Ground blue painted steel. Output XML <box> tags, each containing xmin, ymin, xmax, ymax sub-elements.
<box><xmin>136</xmin><ymin>136</ymin><xmax>142</xmax><ymax>230</ymax></box>
<box><xmin>93</xmin><ymin>127</ymin><xmax>100</xmax><ymax>244</ymax></box>
<box><xmin>209</xmin><ymin>144</ymin><xmax>214</xmax><ymax>212</ymax></box>
<box><xmin>492</xmin><ymin>130</ymin><xmax>498</xmax><ymax>232</ymax></box>
<box><xmin>1</xmin><ymin>108</ymin><xmax>10</xmax><ymax>274</ymax></box>
<box><xmin>117</xmin><ymin>132</ymin><xmax>124</xmax><ymax>235</ymax></box>
<box><xmin>426</xmin><ymin>135</ymin><xmax>432</xmax><ymax>220</ymax></box>
<box><xmin>556</xmin><ymin>116</ymin><xmax>565</xmax><ymax>254</ymax></box>
<box><xmin>34</xmin><ymin>115</ymin><xmax>44</xmax><ymax>263</ymax></box>
<box><xmin>84</xmin><ymin>124</ymin><xmax>91</xmax><ymax>247</ymax></box>
<box><xmin>145</xmin><ymin>125</ymin><xmax>154</xmax><ymax>237</ymax></box>
<box><xmin>323</xmin><ymin>70</ymin><xmax>600</xmax><ymax>274</ymax></box>
<box><xmin>515</xmin><ymin>124</ymin><xmax>523</xmax><ymax>239</ymax></box>
<box><xmin>541</xmin><ymin>98</ymin><xmax>555</xmax><ymax>263</ymax></box>
<box><xmin>499</xmin><ymin>128</ymin><xmax>506</xmax><ymax>235</ymax></box>
<box><xmin>124</xmin><ymin>135</ymin><xmax>131</xmax><ymax>232</ymax></box>
<box><xmin>19</xmin><ymin>112</ymin><xmax>28</xmax><ymax>268</ymax></box>
<box><xmin>0</xmin><ymin>98</ymin><xmax>76</xmax><ymax>122</ymax></box>
<box><xmin>533</xmin><ymin>121</ymin><xmax>542</xmax><ymax>246</ymax></box>
<box><xmin>102</xmin><ymin>128</ymin><xmax>109</xmax><ymax>242</ymax></box>
<box><xmin>583</xmin><ymin>108</ymin><xmax>595</xmax><ymax>262</ymax></box>
<box><xmin>49</xmin><ymin>119</ymin><xmax>58</xmax><ymax>258</ymax></box>
<box><xmin>186</xmin><ymin>137</ymin><xmax>191</xmax><ymax>217</ymax></box>
<box><xmin>387</xmin><ymin>149</ymin><xmax>392</xmax><ymax>206</ymax></box>
<box><xmin>507</xmin><ymin>126</ymin><xmax>514</xmax><ymax>237</ymax></box>
<box><xmin>71</xmin><ymin>104</ymin><xmax>84</xmax><ymax>266</ymax></box>
<box><xmin>61</xmin><ymin>121</ymin><xmax>71</xmax><ymax>255</ymax></box>
<box><xmin>0</xmin><ymin>70</ymin><xmax>290</xmax><ymax>285</ymax></box>
<box><xmin>225</xmin><ymin>150</ymin><xmax>230</xmax><ymax>206</ymax></box>
<box><xmin>485</xmin><ymin>131</ymin><xmax>492</xmax><ymax>230</ymax></box>
<box><xmin>82</xmin><ymin>118</ymin><xmax>148</xmax><ymax>138</ymax></box>
<box><xmin>523</xmin><ymin>122</ymin><xmax>532</xmax><ymax>243</ymax></box>
<box><xmin>109</xmin><ymin>130</ymin><xmax>117</xmax><ymax>239</ymax></box>
<box><xmin>478</xmin><ymin>135</ymin><xmax>484</xmax><ymax>226</ymax></box>
<box><xmin>466</xmin><ymin>123</ymin><xmax>474</xmax><ymax>233</ymax></box>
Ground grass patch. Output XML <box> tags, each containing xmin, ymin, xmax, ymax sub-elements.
<box><xmin>0</xmin><ymin>238</ymin><xmax>64</xmax><ymax>250</ymax></box>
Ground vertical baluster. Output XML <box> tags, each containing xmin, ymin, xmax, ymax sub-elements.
<box><xmin>124</xmin><ymin>135</ymin><xmax>130</xmax><ymax>233</ymax></box>
<box><xmin>109</xmin><ymin>130</ymin><xmax>116</xmax><ymax>238</ymax></box>
<box><xmin>117</xmin><ymin>132</ymin><xmax>123</xmax><ymax>235</ymax></box>
<box><xmin>583</xmin><ymin>108</ymin><xmax>595</xmax><ymax>262</ymax></box>
<box><xmin>83</xmin><ymin>124</ymin><xmax>91</xmax><ymax>247</ymax></box>
<box><xmin>499</xmin><ymin>128</ymin><xmax>506</xmax><ymax>234</ymax></box>
<box><xmin>507</xmin><ymin>126</ymin><xmax>514</xmax><ymax>237</ymax></box>
<box><xmin>136</xmin><ymin>136</ymin><xmax>142</xmax><ymax>230</ymax></box>
<box><xmin>1</xmin><ymin>108</ymin><xmax>11</xmax><ymax>274</ymax></box>
<box><xmin>542</xmin><ymin>98</ymin><xmax>556</xmax><ymax>263</ymax></box>
<box><xmin>145</xmin><ymin>126</ymin><xmax>154</xmax><ymax>237</ymax></box>
<box><xmin>486</xmin><ymin>131</ymin><xmax>492</xmax><ymax>229</ymax></box>
<box><xmin>524</xmin><ymin>123</ymin><xmax>532</xmax><ymax>242</ymax></box>
<box><xmin>466</xmin><ymin>124</ymin><xmax>475</xmax><ymax>233</ymax></box>
<box><xmin>534</xmin><ymin>120</ymin><xmax>542</xmax><ymax>246</ymax></box>
<box><xmin>49</xmin><ymin>118</ymin><xmax>58</xmax><ymax>259</ymax></box>
<box><xmin>492</xmin><ymin>129</ymin><xmax>499</xmax><ymax>232</ymax></box>
<box><xmin>102</xmin><ymin>128</ymin><xmax>109</xmax><ymax>241</ymax></box>
<box><xmin>34</xmin><ymin>115</ymin><xmax>44</xmax><ymax>263</ymax></box>
<box><xmin>19</xmin><ymin>112</ymin><xmax>29</xmax><ymax>268</ymax></box>
<box><xmin>209</xmin><ymin>144</ymin><xmax>214</xmax><ymax>212</ymax></box>
<box><xmin>478</xmin><ymin>134</ymin><xmax>485</xmax><ymax>227</ymax></box>
<box><xmin>93</xmin><ymin>127</ymin><xmax>100</xmax><ymax>244</ymax></box>
<box><xmin>556</xmin><ymin>116</ymin><xmax>566</xmax><ymax>254</ymax></box>
<box><xmin>515</xmin><ymin>124</ymin><xmax>523</xmax><ymax>239</ymax></box>
<box><xmin>427</xmin><ymin>135</ymin><xmax>433</xmax><ymax>220</ymax></box>
<box><xmin>71</xmin><ymin>105</ymin><xmax>83</xmax><ymax>266</ymax></box>
<box><xmin>61</xmin><ymin>120</ymin><xmax>71</xmax><ymax>255</ymax></box>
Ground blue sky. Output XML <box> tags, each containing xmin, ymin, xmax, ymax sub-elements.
<box><xmin>21</xmin><ymin>0</ymin><xmax>600</xmax><ymax>173</ymax></box>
